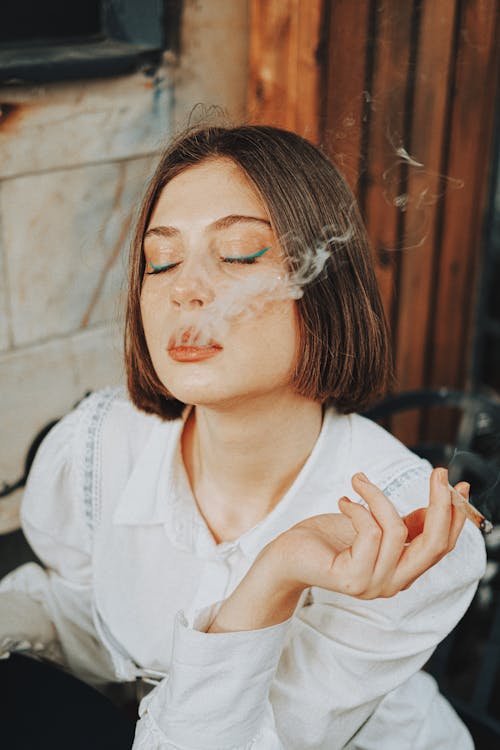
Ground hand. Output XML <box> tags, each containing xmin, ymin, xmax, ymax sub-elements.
<box><xmin>207</xmin><ymin>468</ymin><xmax>467</xmax><ymax>632</ymax></box>
<box><xmin>276</xmin><ymin>467</ymin><xmax>468</xmax><ymax>599</ymax></box>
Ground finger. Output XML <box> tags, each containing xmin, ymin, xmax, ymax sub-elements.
<box><xmin>446</xmin><ymin>504</ymin><xmax>467</xmax><ymax>549</ymax></box>
<box><xmin>420</xmin><ymin>467</ymin><xmax>453</xmax><ymax>553</ymax></box>
<box><xmin>446</xmin><ymin>483</ymin><xmax>468</xmax><ymax>549</ymax></box>
<box><xmin>454</xmin><ymin>481</ymin><xmax>470</xmax><ymax>498</ymax></box>
<box><xmin>389</xmin><ymin>468</ymin><xmax>454</xmax><ymax>589</ymax></box>
<box><xmin>337</xmin><ymin>497</ymin><xmax>381</xmax><ymax>581</ymax></box>
<box><xmin>402</xmin><ymin>481</ymin><xmax>468</xmax><ymax>543</ymax></box>
<box><xmin>351</xmin><ymin>473</ymin><xmax>405</xmax><ymax>531</ymax></box>
<box><xmin>351</xmin><ymin>473</ymin><xmax>408</xmax><ymax>585</ymax></box>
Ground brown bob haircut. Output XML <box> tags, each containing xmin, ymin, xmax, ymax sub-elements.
<box><xmin>125</xmin><ymin>124</ymin><xmax>393</xmax><ymax>419</ymax></box>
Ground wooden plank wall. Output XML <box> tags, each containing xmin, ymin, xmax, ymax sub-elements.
<box><xmin>247</xmin><ymin>0</ymin><xmax>323</xmax><ymax>142</ymax></box>
<box><xmin>248</xmin><ymin>0</ymin><xmax>500</xmax><ymax>444</ymax></box>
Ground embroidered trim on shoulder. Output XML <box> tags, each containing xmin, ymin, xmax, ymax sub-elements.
<box><xmin>381</xmin><ymin>462</ymin><xmax>431</xmax><ymax>499</ymax></box>
<box><xmin>77</xmin><ymin>387</ymin><xmax>124</xmax><ymax>542</ymax></box>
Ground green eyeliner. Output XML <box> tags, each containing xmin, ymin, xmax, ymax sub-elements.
<box><xmin>148</xmin><ymin>260</ymin><xmax>177</xmax><ymax>273</ymax></box>
<box><xmin>147</xmin><ymin>246</ymin><xmax>271</xmax><ymax>273</ymax></box>
<box><xmin>224</xmin><ymin>246</ymin><xmax>271</xmax><ymax>262</ymax></box>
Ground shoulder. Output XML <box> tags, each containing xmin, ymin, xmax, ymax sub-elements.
<box><xmin>324</xmin><ymin>411</ymin><xmax>433</xmax><ymax>514</ymax></box>
<box><xmin>348</xmin><ymin>413</ymin><xmax>429</xmax><ymax>484</ymax></box>
<box><xmin>35</xmin><ymin>387</ymin><xmax>165</xmax><ymax>482</ymax></box>
<box><xmin>75</xmin><ymin>385</ymin><xmax>156</xmax><ymax>433</ymax></box>
<box><xmin>75</xmin><ymin>386</ymin><xmax>161</xmax><ymax>450</ymax></box>
<box><xmin>75</xmin><ymin>387</ymin><xmax>180</xmax><ymax>513</ymax></box>
<box><xmin>347</xmin><ymin>412</ymin><xmax>416</xmax><ymax>466</ymax></box>
<box><xmin>21</xmin><ymin>387</ymin><xmax>175</xmax><ymax>543</ymax></box>
<box><xmin>72</xmin><ymin>386</ymin><xmax>179</xmax><ymax>460</ymax></box>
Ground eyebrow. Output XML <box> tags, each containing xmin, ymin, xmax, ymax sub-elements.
<box><xmin>211</xmin><ymin>214</ymin><xmax>271</xmax><ymax>231</ymax></box>
<box><xmin>144</xmin><ymin>214</ymin><xmax>272</xmax><ymax>240</ymax></box>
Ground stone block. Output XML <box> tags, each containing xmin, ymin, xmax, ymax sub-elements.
<box><xmin>1</xmin><ymin>155</ymin><xmax>155</xmax><ymax>347</ymax></box>
<box><xmin>174</xmin><ymin>0</ymin><xmax>249</xmax><ymax>128</ymax></box>
<box><xmin>0</xmin><ymin>69</ymin><xmax>172</xmax><ymax>179</ymax></box>
<box><xmin>0</xmin><ymin>195</ymin><xmax>10</xmax><ymax>351</ymax></box>
<box><xmin>0</xmin><ymin>323</ymin><xmax>124</xmax><ymax>488</ymax></box>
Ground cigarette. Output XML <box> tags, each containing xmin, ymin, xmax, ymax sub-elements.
<box><xmin>450</xmin><ymin>486</ymin><xmax>493</xmax><ymax>533</ymax></box>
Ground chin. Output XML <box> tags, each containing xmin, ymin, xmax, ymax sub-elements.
<box><xmin>162</xmin><ymin>377</ymin><xmax>267</xmax><ymax>411</ymax></box>
<box><xmin>161</xmin><ymin>377</ymin><xmax>238</xmax><ymax>408</ymax></box>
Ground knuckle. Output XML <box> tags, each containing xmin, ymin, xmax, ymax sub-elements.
<box><xmin>361</xmin><ymin>588</ymin><xmax>379</xmax><ymax>600</ymax></box>
<box><xmin>366</xmin><ymin>523</ymin><xmax>382</xmax><ymax>541</ymax></box>
<box><xmin>381</xmin><ymin>586</ymin><xmax>399</xmax><ymax>598</ymax></box>
<box><xmin>387</xmin><ymin>521</ymin><xmax>407</xmax><ymax>542</ymax></box>
<box><xmin>436</xmin><ymin>539</ymin><xmax>449</xmax><ymax>556</ymax></box>
<box><xmin>402</xmin><ymin>578</ymin><xmax>417</xmax><ymax>591</ymax></box>
<box><xmin>429</xmin><ymin>546</ymin><xmax>447</xmax><ymax>565</ymax></box>
<box><xmin>343</xmin><ymin>578</ymin><xmax>365</xmax><ymax>597</ymax></box>
<box><xmin>423</xmin><ymin>532</ymin><xmax>449</xmax><ymax>560</ymax></box>
<box><xmin>396</xmin><ymin>524</ymin><xmax>409</xmax><ymax>543</ymax></box>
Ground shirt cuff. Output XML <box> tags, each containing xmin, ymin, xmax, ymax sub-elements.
<box><xmin>147</xmin><ymin>604</ymin><xmax>292</xmax><ymax>748</ymax></box>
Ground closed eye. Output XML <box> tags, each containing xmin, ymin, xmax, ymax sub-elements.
<box><xmin>223</xmin><ymin>246</ymin><xmax>271</xmax><ymax>265</ymax></box>
<box><xmin>146</xmin><ymin>260</ymin><xmax>180</xmax><ymax>275</ymax></box>
<box><xmin>145</xmin><ymin>246</ymin><xmax>272</xmax><ymax>274</ymax></box>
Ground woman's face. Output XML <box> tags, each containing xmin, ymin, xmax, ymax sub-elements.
<box><xmin>140</xmin><ymin>158</ymin><xmax>300</xmax><ymax>409</ymax></box>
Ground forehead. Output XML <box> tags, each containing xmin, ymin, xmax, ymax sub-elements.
<box><xmin>148</xmin><ymin>158</ymin><xmax>270</xmax><ymax>231</ymax></box>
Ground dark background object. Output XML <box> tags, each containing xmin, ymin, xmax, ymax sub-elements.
<box><xmin>365</xmin><ymin>387</ymin><xmax>500</xmax><ymax>748</ymax></box>
<box><xmin>0</xmin><ymin>0</ymin><xmax>182</xmax><ymax>83</ymax></box>
<box><xmin>0</xmin><ymin>1</ymin><xmax>102</xmax><ymax>44</ymax></box>
<box><xmin>1</xmin><ymin>653</ymin><xmax>136</xmax><ymax>748</ymax></box>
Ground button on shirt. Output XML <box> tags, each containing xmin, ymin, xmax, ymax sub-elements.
<box><xmin>0</xmin><ymin>388</ymin><xmax>486</xmax><ymax>749</ymax></box>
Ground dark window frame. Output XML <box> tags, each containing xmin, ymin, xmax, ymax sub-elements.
<box><xmin>0</xmin><ymin>0</ymin><xmax>181</xmax><ymax>84</ymax></box>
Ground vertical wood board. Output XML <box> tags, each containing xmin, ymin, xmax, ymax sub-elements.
<box><xmin>322</xmin><ymin>0</ymin><xmax>372</xmax><ymax>195</ymax></box>
<box><xmin>392</xmin><ymin>0</ymin><xmax>457</xmax><ymax>442</ymax></box>
<box><xmin>248</xmin><ymin>0</ymin><xmax>500</xmax><ymax>447</ymax></box>
<box><xmin>248</xmin><ymin>0</ymin><xmax>323</xmax><ymax>140</ymax></box>
<box><xmin>430</xmin><ymin>1</ymin><xmax>499</xmax><ymax>382</ymax></box>
<box><xmin>360</xmin><ymin>1</ymin><xmax>415</xmax><ymax>328</ymax></box>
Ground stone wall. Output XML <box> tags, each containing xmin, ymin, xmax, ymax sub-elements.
<box><xmin>0</xmin><ymin>0</ymin><xmax>249</xmax><ymax>529</ymax></box>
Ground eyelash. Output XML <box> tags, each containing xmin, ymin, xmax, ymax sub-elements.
<box><xmin>145</xmin><ymin>246</ymin><xmax>271</xmax><ymax>275</ymax></box>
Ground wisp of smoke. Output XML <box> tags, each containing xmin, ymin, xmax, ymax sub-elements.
<box><xmin>448</xmin><ymin>447</ymin><xmax>500</xmax><ymax>527</ymax></box>
<box><xmin>164</xmin><ymin>224</ymin><xmax>353</xmax><ymax>348</ymax></box>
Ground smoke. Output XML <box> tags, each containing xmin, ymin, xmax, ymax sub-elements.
<box><xmin>164</xmin><ymin>224</ymin><xmax>353</xmax><ymax>348</ymax></box>
<box><xmin>380</xmin><ymin>133</ymin><xmax>464</xmax><ymax>251</ymax></box>
<box><xmin>448</xmin><ymin>447</ymin><xmax>500</xmax><ymax>530</ymax></box>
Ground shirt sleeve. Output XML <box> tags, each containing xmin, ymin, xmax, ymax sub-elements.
<box><xmin>132</xmin><ymin>461</ymin><xmax>486</xmax><ymax>750</ymax></box>
<box><xmin>0</xmin><ymin>398</ymin><xmax>117</xmax><ymax>687</ymax></box>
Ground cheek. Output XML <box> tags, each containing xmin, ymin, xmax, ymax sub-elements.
<box><xmin>140</xmin><ymin>285</ymin><xmax>164</xmax><ymax>342</ymax></box>
<box><xmin>247</xmin><ymin>301</ymin><xmax>299</xmax><ymax>371</ymax></box>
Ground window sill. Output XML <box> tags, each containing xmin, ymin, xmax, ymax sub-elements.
<box><xmin>0</xmin><ymin>39</ymin><xmax>162</xmax><ymax>85</ymax></box>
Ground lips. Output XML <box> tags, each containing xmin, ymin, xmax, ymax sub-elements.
<box><xmin>167</xmin><ymin>329</ymin><xmax>222</xmax><ymax>362</ymax></box>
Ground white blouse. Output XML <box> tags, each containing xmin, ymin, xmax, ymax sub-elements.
<box><xmin>0</xmin><ymin>387</ymin><xmax>486</xmax><ymax>749</ymax></box>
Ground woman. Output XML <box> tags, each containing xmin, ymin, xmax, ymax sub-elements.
<box><xmin>0</xmin><ymin>125</ymin><xmax>485</xmax><ymax>748</ymax></box>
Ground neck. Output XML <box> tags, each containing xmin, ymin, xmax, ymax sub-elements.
<box><xmin>182</xmin><ymin>391</ymin><xmax>323</xmax><ymax>543</ymax></box>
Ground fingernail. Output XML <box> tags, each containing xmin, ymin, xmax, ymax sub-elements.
<box><xmin>438</xmin><ymin>468</ymin><xmax>449</xmax><ymax>486</ymax></box>
<box><xmin>356</xmin><ymin>472</ymin><xmax>370</xmax><ymax>484</ymax></box>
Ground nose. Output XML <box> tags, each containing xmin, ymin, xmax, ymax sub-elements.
<box><xmin>170</xmin><ymin>265</ymin><xmax>215</xmax><ymax>309</ymax></box>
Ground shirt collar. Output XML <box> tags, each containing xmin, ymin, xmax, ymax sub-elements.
<box><xmin>112</xmin><ymin>405</ymin><xmax>349</xmax><ymax>561</ymax></box>
<box><xmin>112</xmin><ymin>416</ymin><xmax>184</xmax><ymax>527</ymax></box>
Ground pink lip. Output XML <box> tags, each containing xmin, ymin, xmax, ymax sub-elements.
<box><xmin>167</xmin><ymin>330</ymin><xmax>222</xmax><ymax>362</ymax></box>
<box><xmin>167</xmin><ymin>345</ymin><xmax>222</xmax><ymax>363</ymax></box>
<box><xmin>168</xmin><ymin>328</ymin><xmax>221</xmax><ymax>348</ymax></box>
